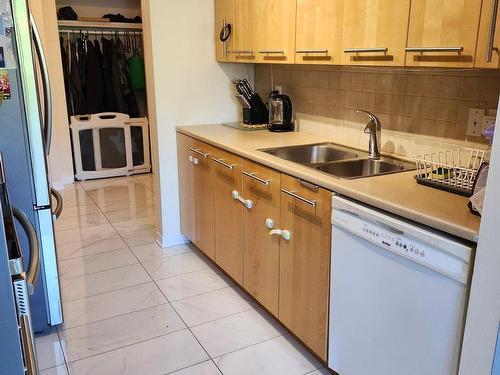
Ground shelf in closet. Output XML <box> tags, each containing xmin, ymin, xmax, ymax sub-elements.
<box><xmin>58</xmin><ymin>20</ymin><xmax>142</xmax><ymax>30</ymax></box>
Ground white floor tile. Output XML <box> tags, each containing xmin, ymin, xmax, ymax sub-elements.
<box><xmin>56</xmin><ymin>236</ymin><xmax>127</xmax><ymax>261</ymax></box>
<box><xmin>306</xmin><ymin>368</ymin><xmax>332</xmax><ymax>374</ymax></box>
<box><xmin>35</xmin><ymin>332</ymin><xmax>65</xmax><ymax>370</ymax></box>
<box><xmin>69</xmin><ymin>330</ymin><xmax>209</xmax><ymax>375</ymax></box>
<box><xmin>60</xmin><ymin>304</ymin><xmax>186</xmax><ymax>362</ymax></box>
<box><xmin>60</xmin><ymin>264</ymin><xmax>151</xmax><ymax>301</ymax></box>
<box><xmin>89</xmin><ymin>188</ymin><xmax>154</xmax><ymax>206</ymax></box>
<box><xmin>58</xmin><ymin>248</ymin><xmax>137</xmax><ymax>279</ymax></box>
<box><xmin>40</xmin><ymin>365</ymin><xmax>69</xmax><ymax>375</ymax></box>
<box><xmin>168</xmin><ymin>361</ymin><xmax>221</xmax><ymax>375</ymax></box>
<box><xmin>121</xmin><ymin>227</ymin><xmax>157</xmax><ymax>247</ymax></box>
<box><xmin>55</xmin><ymin>224</ymin><xmax>117</xmax><ymax>246</ymax></box>
<box><xmin>142</xmin><ymin>251</ymin><xmax>213</xmax><ymax>281</ymax></box>
<box><xmin>55</xmin><ymin>213</ymin><xmax>109</xmax><ymax>232</ymax></box>
<box><xmin>99</xmin><ymin>196</ymin><xmax>155</xmax><ymax>213</ymax></box>
<box><xmin>172</xmin><ymin>286</ymin><xmax>255</xmax><ymax>327</ymax></box>
<box><xmin>105</xmin><ymin>203</ymin><xmax>156</xmax><ymax>223</ymax></box>
<box><xmin>130</xmin><ymin>242</ymin><xmax>192</xmax><ymax>263</ymax></box>
<box><xmin>59</xmin><ymin>204</ymin><xmax>102</xmax><ymax>220</ymax></box>
<box><xmin>191</xmin><ymin>308</ymin><xmax>285</xmax><ymax>358</ymax></box>
<box><xmin>113</xmin><ymin>216</ymin><xmax>157</xmax><ymax>234</ymax></box>
<box><xmin>156</xmin><ymin>267</ymin><xmax>233</xmax><ymax>302</ymax></box>
<box><xmin>61</xmin><ymin>282</ymin><xmax>167</xmax><ymax>329</ymax></box>
<box><xmin>214</xmin><ymin>335</ymin><xmax>321</xmax><ymax>375</ymax></box>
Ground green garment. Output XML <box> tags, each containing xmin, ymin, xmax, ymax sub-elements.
<box><xmin>128</xmin><ymin>52</ymin><xmax>146</xmax><ymax>91</ymax></box>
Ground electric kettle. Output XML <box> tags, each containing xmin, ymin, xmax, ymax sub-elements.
<box><xmin>268</xmin><ymin>93</ymin><xmax>294</xmax><ymax>132</ymax></box>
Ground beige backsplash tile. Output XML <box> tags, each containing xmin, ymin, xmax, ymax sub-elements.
<box><xmin>255</xmin><ymin>64</ymin><xmax>496</xmax><ymax>157</ymax></box>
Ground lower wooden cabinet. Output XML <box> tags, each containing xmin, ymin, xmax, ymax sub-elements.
<box><xmin>177</xmin><ymin>133</ymin><xmax>332</xmax><ymax>361</ymax></box>
<box><xmin>212</xmin><ymin>147</ymin><xmax>244</xmax><ymax>284</ymax></box>
<box><xmin>278</xmin><ymin>174</ymin><xmax>332</xmax><ymax>360</ymax></box>
<box><xmin>242</xmin><ymin>159</ymin><xmax>281</xmax><ymax>315</ymax></box>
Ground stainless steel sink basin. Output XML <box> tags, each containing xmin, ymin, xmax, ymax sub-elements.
<box><xmin>261</xmin><ymin>143</ymin><xmax>358</xmax><ymax>165</ymax></box>
<box><xmin>316</xmin><ymin>158</ymin><xmax>415</xmax><ymax>179</ymax></box>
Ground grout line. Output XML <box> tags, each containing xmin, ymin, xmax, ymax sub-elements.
<box><xmin>163</xmin><ymin>360</ymin><xmax>222</xmax><ymax>375</ymax></box>
<box><xmin>58</xmin><ymin>254</ymin><xmax>139</xmax><ymax>281</ymax></box>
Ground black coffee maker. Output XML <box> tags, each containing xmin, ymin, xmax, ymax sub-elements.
<box><xmin>268</xmin><ymin>92</ymin><xmax>294</xmax><ymax>132</ymax></box>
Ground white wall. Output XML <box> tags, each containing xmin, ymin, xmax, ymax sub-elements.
<box><xmin>31</xmin><ymin>0</ymin><xmax>74</xmax><ymax>189</ymax></box>
<box><xmin>142</xmin><ymin>0</ymin><xmax>253</xmax><ymax>247</ymax></box>
<box><xmin>459</xmin><ymin>99</ymin><xmax>500</xmax><ymax>374</ymax></box>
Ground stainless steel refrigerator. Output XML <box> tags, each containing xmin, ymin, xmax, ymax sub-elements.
<box><xmin>0</xmin><ymin>0</ymin><xmax>63</xmax><ymax>333</ymax></box>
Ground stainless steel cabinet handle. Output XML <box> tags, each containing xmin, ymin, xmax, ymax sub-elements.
<box><xmin>228</xmin><ymin>50</ymin><xmax>254</xmax><ymax>55</ymax></box>
<box><xmin>405</xmin><ymin>47</ymin><xmax>464</xmax><ymax>53</ymax></box>
<box><xmin>296</xmin><ymin>49</ymin><xmax>328</xmax><ymax>54</ymax></box>
<box><xmin>243</xmin><ymin>171</ymin><xmax>270</xmax><ymax>186</ymax></box>
<box><xmin>30</xmin><ymin>14</ymin><xmax>53</xmax><ymax>155</ymax></box>
<box><xmin>189</xmin><ymin>148</ymin><xmax>210</xmax><ymax>158</ymax></box>
<box><xmin>12</xmin><ymin>207</ymin><xmax>40</xmax><ymax>294</ymax></box>
<box><xmin>487</xmin><ymin>0</ymin><xmax>500</xmax><ymax>62</ymax></box>
<box><xmin>212</xmin><ymin>158</ymin><xmax>235</xmax><ymax>170</ymax></box>
<box><xmin>281</xmin><ymin>189</ymin><xmax>317</xmax><ymax>207</ymax></box>
<box><xmin>50</xmin><ymin>187</ymin><xmax>63</xmax><ymax>219</ymax></box>
<box><xmin>344</xmin><ymin>47</ymin><xmax>388</xmax><ymax>53</ymax></box>
<box><xmin>259</xmin><ymin>50</ymin><xmax>284</xmax><ymax>55</ymax></box>
<box><xmin>231</xmin><ymin>190</ymin><xmax>253</xmax><ymax>209</ymax></box>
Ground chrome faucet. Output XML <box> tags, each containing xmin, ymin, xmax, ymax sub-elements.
<box><xmin>356</xmin><ymin>109</ymin><xmax>381</xmax><ymax>160</ymax></box>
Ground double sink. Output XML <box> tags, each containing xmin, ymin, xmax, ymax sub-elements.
<box><xmin>261</xmin><ymin>143</ymin><xmax>415</xmax><ymax>179</ymax></box>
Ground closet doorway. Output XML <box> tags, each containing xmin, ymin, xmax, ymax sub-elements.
<box><xmin>55</xmin><ymin>0</ymin><xmax>152</xmax><ymax>181</ymax></box>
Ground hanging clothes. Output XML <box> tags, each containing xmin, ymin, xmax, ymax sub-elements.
<box><xmin>113</xmin><ymin>37</ymin><xmax>139</xmax><ymax>118</ymax></box>
<box><xmin>100</xmin><ymin>37</ymin><xmax>118</xmax><ymax>112</ymax></box>
<box><xmin>70</xmin><ymin>39</ymin><xmax>86</xmax><ymax>115</ymax></box>
<box><xmin>85</xmin><ymin>40</ymin><xmax>105</xmax><ymax>114</ymax></box>
<box><xmin>59</xmin><ymin>36</ymin><xmax>74</xmax><ymax>116</ymax></box>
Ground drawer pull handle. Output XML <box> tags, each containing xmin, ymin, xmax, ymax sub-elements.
<box><xmin>259</xmin><ymin>50</ymin><xmax>284</xmax><ymax>55</ymax></box>
<box><xmin>189</xmin><ymin>148</ymin><xmax>210</xmax><ymax>158</ymax></box>
<box><xmin>228</xmin><ymin>50</ymin><xmax>254</xmax><ymax>55</ymax></box>
<box><xmin>243</xmin><ymin>171</ymin><xmax>270</xmax><ymax>186</ymax></box>
<box><xmin>344</xmin><ymin>47</ymin><xmax>388</xmax><ymax>53</ymax></box>
<box><xmin>231</xmin><ymin>190</ymin><xmax>253</xmax><ymax>209</ymax></box>
<box><xmin>281</xmin><ymin>189</ymin><xmax>317</xmax><ymax>207</ymax></box>
<box><xmin>405</xmin><ymin>47</ymin><xmax>463</xmax><ymax>53</ymax></box>
<box><xmin>212</xmin><ymin>158</ymin><xmax>235</xmax><ymax>170</ymax></box>
<box><xmin>269</xmin><ymin>229</ymin><xmax>291</xmax><ymax>241</ymax></box>
<box><xmin>296</xmin><ymin>49</ymin><xmax>328</xmax><ymax>54</ymax></box>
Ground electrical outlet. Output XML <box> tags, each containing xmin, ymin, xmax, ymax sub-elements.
<box><xmin>483</xmin><ymin>115</ymin><xmax>496</xmax><ymax>129</ymax></box>
<box><xmin>467</xmin><ymin>108</ymin><xmax>486</xmax><ymax>136</ymax></box>
<box><xmin>274</xmin><ymin>85</ymin><xmax>282</xmax><ymax>94</ymax></box>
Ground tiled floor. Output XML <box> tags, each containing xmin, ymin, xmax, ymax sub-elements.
<box><xmin>35</xmin><ymin>174</ymin><xmax>329</xmax><ymax>375</ymax></box>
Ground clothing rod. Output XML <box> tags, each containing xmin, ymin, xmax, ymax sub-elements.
<box><xmin>58</xmin><ymin>29</ymin><xmax>142</xmax><ymax>35</ymax></box>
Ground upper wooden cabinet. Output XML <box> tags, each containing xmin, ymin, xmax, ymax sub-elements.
<box><xmin>406</xmin><ymin>0</ymin><xmax>482</xmax><ymax>68</ymax></box>
<box><xmin>476</xmin><ymin>0</ymin><xmax>500</xmax><ymax>68</ymax></box>
<box><xmin>341</xmin><ymin>0</ymin><xmax>411</xmax><ymax>66</ymax></box>
<box><xmin>255</xmin><ymin>0</ymin><xmax>297</xmax><ymax>63</ymax></box>
<box><xmin>215</xmin><ymin>0</ymin><xmax>234</xmax><ymax>62</ymax></box>
<box><xmin>232</xmin><ymin>0</ymin><xmax>257</xmax><ymax>63</ymax></box>
<box><xmin>295</xmin><ymin>0</ymin><xmax>344</xmax><ymax>65</ymax></box>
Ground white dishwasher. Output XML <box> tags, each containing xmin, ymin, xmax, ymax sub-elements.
<box><xmin>329</xmin><ymin>196</ymin><xmax>474</xmax><ymax>375</ymax></box>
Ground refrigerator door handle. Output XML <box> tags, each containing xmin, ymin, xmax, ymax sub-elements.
<box><xmin>12</xmin><ymin>207</ymin><xmax>40</xmax><ymax>294</ymax></box>
<box><xmin>29</xmin><ymin>14</ymin><xmax>53</xmax><ymax>155</ymax></box>
<box><xmin>50</xmin><ymin>188</ymin><xmax>63</xmax><ymax>219</ymax></box>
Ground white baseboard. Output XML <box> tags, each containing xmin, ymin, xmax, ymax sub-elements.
<box><xmin>155</xmin><ymin>231</ymin><xmax>189</xmax><ymax>248</ymax></box>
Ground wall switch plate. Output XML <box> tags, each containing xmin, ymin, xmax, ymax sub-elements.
<box><xmin>466</xmin><ymin>108</ymin><xmax>496</xmax><ymax>137</ymax></box>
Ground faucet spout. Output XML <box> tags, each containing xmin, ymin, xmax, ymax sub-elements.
<box><xmin>356</xmin><ymin>109</ymin><xmax>381</xmax><ymax>159</ymax></box>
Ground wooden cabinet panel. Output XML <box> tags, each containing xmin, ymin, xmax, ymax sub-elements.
<box><xmin>192</xmin><ymin>140</ymin><xmax>216</xmax><ymax>260</ymax></box>
<box><xmin>406</xmin><ymin>0</ymin><xmax>482</xmax><ymax>68</ymax></box>
<box><xmin>177</xmin><ymin>133</ymin><xmax>196</xmax><ymax>243</ymax></box>
<box><xmin>255</xmin><ymin>0</ymin><xmax>297</xmax><ymax>64</ymax></box>
<box><xmin>233</xmin><ymin>0</ymin><xmax>257</xmax><ymax>63</ymax></box>
<box><xmin>279</xmin><ymin>174</ymin><xmax>331</xmax><ymax>361</ymax></box>
<box><xmin>476</xmin><ymin>0</ymin><xmax>500</xmax><ymax>68</ymax></box>
<box><xmin>242</xmin><ymin>160</ymin><xmax>281</xmax><ymax>315</ymax></box>
<box><xmin>295</xmin><ymin>0</ymin><xmax>344</xmax><ymax>65</ymax></box>
<box><xmin>212</xmin><ymin>148</ymin><xmax>244</xmax><ymax>284</ymax></box>
<box><xmin>215</xmin><ymin>0</ymin><xmax>235</xmax><ymax>62</ymax></box>
<box><xmin>341</xmin><ymin>0</ymin><xmax>410</xmax><ymax>66</ymax></box>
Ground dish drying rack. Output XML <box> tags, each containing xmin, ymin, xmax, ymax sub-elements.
<box><xmin>414</xmin><ymin>148</ymin><xmax>487</xmax><ymax>196</ymax></box>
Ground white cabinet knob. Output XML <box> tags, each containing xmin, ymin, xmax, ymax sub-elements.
<box><xmin>265</xmin><ymin>218</ymin><xmax>274</xmax><ymax>229</ymax></box>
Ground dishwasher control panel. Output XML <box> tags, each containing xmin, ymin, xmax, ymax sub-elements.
<box><xmin>362</xmin><ymin>224</ymin><xmax>426</xmax><ymax>259</ymax></box>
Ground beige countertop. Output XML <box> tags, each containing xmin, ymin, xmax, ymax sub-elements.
<box><xmin>176</xmin><ymin>124</ymin><xmax>481</xmax><ymax>243</ymax></box>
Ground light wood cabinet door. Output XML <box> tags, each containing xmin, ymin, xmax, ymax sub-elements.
<box><xmin>177</xmin><ymin>133</ymin><xmax>196</xmax><ymax>243</ymax></box>
<box><xmin>279</xmin><ymin>175</ymin><xmax>332</xmax><ymax>360</ymax></box>
<box><xmin>212</xmin><ymin>148</ymin><xmax>244</xmax><ymax>284</ymax></box>
<box><xmin>215</xmin><ymin>0</ymin><xmax>235</xmax><ymax>62</ymax></box>
<box><xmin>255</xmin><ymin>0</ymin><xmax>297</xmax><ymax>64</ymax></box>
<box><xmin>406</xmin><ymin>0</ymin><xmax>482</xmax><ymax>68</ymax></box>
<box><xmin>295</xmin><ymin>0</ymin><xmax>344</xmax><ymax>65</ymax></box>
<box><xmin>476</xmin><ymin>0</ymin><xmax>500</xmax><ymax>68</ymax></box>
<box><xmin>242</xmin><ymin>160</ymin><xmax>281</xmax><ymax>315</ymax></box>
<box><xmin>232</xmin><ymin>0</ymin><xmax>257</xmax><ymax>63</ymax></box>
<box><xmin>192</xmin><ymin>140</ymin><xmax>216</xmax><ymax>260</ymax></box>
<box><xmin>341</xmin><ymin>0</ymin><xmax>411</xmax><ymax>66</ymax></box>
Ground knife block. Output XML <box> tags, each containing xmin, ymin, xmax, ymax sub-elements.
<box><xmin>243</xmin><ymin>94</ymin><xmax>269</xmax><ymax>125</ymax></box>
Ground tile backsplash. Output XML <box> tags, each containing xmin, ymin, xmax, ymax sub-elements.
<box><xmin>255</xmin><ymin>65</ymin><xmax>498</xmax><ymax>158</ymax></box>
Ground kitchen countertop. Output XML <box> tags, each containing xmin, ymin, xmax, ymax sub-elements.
<box><xmin>176</xmin><ymin>124</ymin><xmax>481</xmax><ymax>243</ymax></box>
